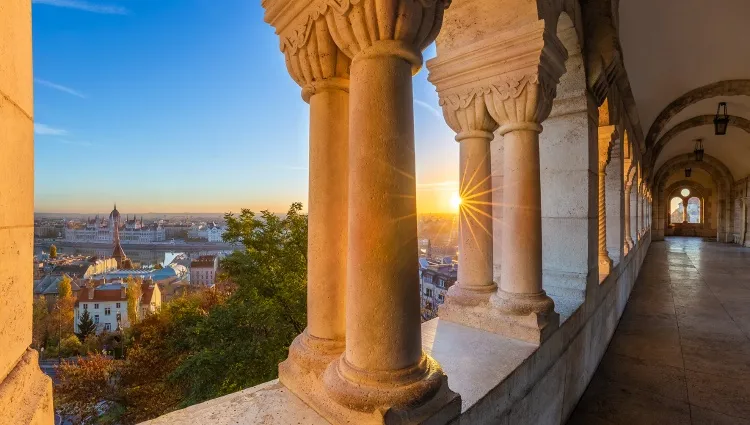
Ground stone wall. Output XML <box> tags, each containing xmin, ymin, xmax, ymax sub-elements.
<box><xmin>455</xmin><ymin>232</ymin><xmax>651</xmax><ymax>425</ymax></box>
<box><xmin>0</xmin><ymin>0</ymin><xmax>55</xmax><ymax>423</ymax></box>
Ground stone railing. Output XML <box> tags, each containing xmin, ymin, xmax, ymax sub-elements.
<box><xmin>143</xmin><ymin>231</ymin><xmax>651</xmax><ymax>425</ymax></box>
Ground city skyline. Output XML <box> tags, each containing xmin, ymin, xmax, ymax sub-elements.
<box><xmin>32</xmin><ymin>0</ymin><xmax>460</xmax><ymax>214</ymax></box>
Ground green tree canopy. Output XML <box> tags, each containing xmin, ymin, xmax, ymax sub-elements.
<box><xmin>77</xmin><ymin>309</ymin><xmax>97</xmax><ymax>341</ymax></box>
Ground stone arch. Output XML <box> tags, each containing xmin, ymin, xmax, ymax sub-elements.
<box><xmin>650</xmin><ymin>115</ymin><xmax>750</xmax><ymax>170</ymax></box>
<box><xmin>645</xmin><ymin>80</ymin><xmax>750</xmax><ymax>149</ymax></box>
<box><xmin>664</xmin><ymin>180</ymin><xmax>710</xmax><ymax>226</ymax></box>
<box><xmin>653</xmin><ymin>155</ymin><xmax>733</xmax><ymax>241</ymax></box>
<box><xmin>654</xmin><ymin>154</ymin><xmax>733</xmax><ymax>189</ymax></box>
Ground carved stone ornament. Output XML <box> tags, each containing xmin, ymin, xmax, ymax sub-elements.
<box><xmin>324</xmin><ymin>0</ymin><xmax>450</xmax><ymax>72</ymax></box>
<box><xmin>263</xmin><ymin>1</ymin><xmax>351</xmax><ymax>102</ymax></box>
<box><xmin>428</xmin><ymin>19</ymin><xmax>568</xmax><ymax>133</ymax></box>
<box><xmin>440</xmin><ymin>88</ymin><xmax>498</xmax><ymax>140</ymax></box>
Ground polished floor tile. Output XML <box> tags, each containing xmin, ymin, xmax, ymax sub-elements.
<box><xmin>568</xmin><ymin>238</ymin><xmax>750</xmax><ymax>424</ymax></box>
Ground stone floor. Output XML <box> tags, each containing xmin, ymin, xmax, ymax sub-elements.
<box><xmin>568</xmin><ymin>237</ymin><xmax>750</xmax><ymax>425</ymax></box>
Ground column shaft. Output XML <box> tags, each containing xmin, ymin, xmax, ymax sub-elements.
<box><xmin>501</xmin><ymin>129</ymin><xmax>541</xmax><ymax>294</ymax></box>
<box><xmin>456</xmin><ymin>135</ymin><xmax>494</xmax><ymax>298</ymax></box>
<box><xmin>624</xmin><ymin>186</ymin><xmax>633</xmax><ymax>250</ymax></box>
<box><xmin>307</xmin><ymin>88</ymin><xmax>348</xmax><ymax>343</ymax></box>
<box><xmin>345</xmin><ymin>54</ymin><xmax>421</xmax><ymax>372</ymax></box>
<box><xmin>598</xmin><ymin>163</ymin><xmax>612</xmax><ymax>274</ymax></box>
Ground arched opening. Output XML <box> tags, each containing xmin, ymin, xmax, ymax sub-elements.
<box><xmin>687</xmin><ymin>197</ymin><xmax>701</xmax><ymax>223</ymax></box>
<box><xmin>670</xmin><ymin>196</ymin><xmax>684</xmax><ymax>224</ymax></box>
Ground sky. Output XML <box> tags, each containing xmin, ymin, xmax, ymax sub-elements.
<box><xmin>32</xmin><ymin>0</ymin><xmax>459</xmax><ymax>214</ymax></box>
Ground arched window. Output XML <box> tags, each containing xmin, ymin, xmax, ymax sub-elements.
<box><xmin>670</xmin><ymin>197</ymin><xmax>684</xmax><ymax>224</ymax></box>
<box><xmin>687</xmin><ymin>197</ymin><xmax>701</xmax><ymax>223</ymax></box>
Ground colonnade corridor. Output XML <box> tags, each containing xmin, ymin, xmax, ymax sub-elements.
<box><xmin>568</xmin><ymin>237</ymin><xmax>750</xmax><ymax>424</ymax></box>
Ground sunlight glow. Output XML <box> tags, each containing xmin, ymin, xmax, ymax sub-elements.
<box><xmin>450</xmin><ymin>192</ymin><xmax>462</xmax><ymax>210</ymax></box>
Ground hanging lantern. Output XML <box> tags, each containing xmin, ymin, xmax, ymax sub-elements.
<box><xmin>693</xmin><ymin>138</ymin><xmax>705</xmax><ymax>161</ymax></box>
<box><xmin>714</xmin><ymin>102</ymin><xmax>729</xmax><ymax>135</ymax></box>
<box><xmin>685</xmin><ymin>168</ymin><xmax>692</xmax><ymax>178</ymax></box>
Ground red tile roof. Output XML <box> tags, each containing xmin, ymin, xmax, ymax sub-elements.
<box><xmin>75</xmin><ymin>282</ymin><xmax>157</xmax><ymax>306</ymax></box>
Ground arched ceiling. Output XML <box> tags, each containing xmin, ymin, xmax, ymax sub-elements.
<box><xmin>653</xmin><ymin>123</ymin><xmax>750</xmax><ymax>179</ymax></box>
<box><xmin>619</xmin><ymin>0</ymin><xmax>750</xmax><ymax>180</ymax></box>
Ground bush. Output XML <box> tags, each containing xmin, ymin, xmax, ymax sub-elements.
<box><xmin>82</xmin><ymin>334</ymin><xmax>103</xmax><ymax>355</ymax></box>
<box><xmin>59</xmin><ymin>334</ymin><xmax>83</xmax><ymax>357</ymax></box>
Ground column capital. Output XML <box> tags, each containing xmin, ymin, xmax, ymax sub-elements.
<box><xmin>428</xmin><ymin>20</ymin><xmax>568</xmax><ymax>133</ymax></box>
<box><xmin>263</xmin><ymin>0</ymin><xmax>350</xmax><ymax>102</ymax></box>
<box><xmin>440</xmin><ymin>92</ymin><xmax>498</xmax><ymax>142</ymax></box>
<box><xmin>324</xmin><ymin>0</ymin><xmax>450</xmax><ymax>73</ymax></box>
<box><xmin>598</xmin><ymin>125</ymin><xmax>615</xmax><ymax>169</ymax></box>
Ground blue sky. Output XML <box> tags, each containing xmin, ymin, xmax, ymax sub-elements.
<box><xmin>32</xmin><ymin>0</ymin><xmax>458</xmax><ymax>214</ymax></box>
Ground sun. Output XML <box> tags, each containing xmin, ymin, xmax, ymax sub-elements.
<box><xmin>450</xmin><ymin>192</ymin><xmax>462</xmax><ymax>210</ymax></box>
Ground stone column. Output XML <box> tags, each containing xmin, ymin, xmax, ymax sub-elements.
<box><xmin>485</xmin><ymin>71</ymin><xmax>564</xmax><ymax>342</ymax></box>
<box><xmin>598</xmin><ymin>129</ymin><xmax>613</xmax><ymax>276</ymax></box>
<box><xmin>271</xmin><ymin>12</ymin><xmax>350</xmax><ymax>390</ymax></box>
<box><xmin>635</xmin><ymin>183</ymin><xmax>641</xmax><ymax>240</ymax></box>
<box><xmin>0</xmin><ymin>0</ymin><xmax>54</xmax><ymax>423</ymax></box>
<box><xmin>440</xmin><ymin>97</ymin><xmax>498</xmax><ymax>305</ymax></box>
<box><xmin>624</xmin><ymin>181</ymin><xmax>634</xmax><ymax>250</ymax></box>
<box><xmin>322</xmin><ymin>1</ymin><xmax>460</xmax><ymax>422</ymax></box>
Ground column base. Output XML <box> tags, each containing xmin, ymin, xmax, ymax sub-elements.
<box><xmin>280</xmin><ymin>329</ymin><xmax>345</xmax><ymax>377</ymax></box>
<box><xmin>438</xmin><ymin>290</ymin><xmax>559</xmax><ymax>345</ymax></box>
<box><xmin>442</xmin><ymin>282</ymin><xmax>497</xmax><ymax>306</ymax></box>
<box><xmin>598</xmin><ymin>255</ymin><xmax>612</xmax><ymax>279</ymax></box>
<box><xmin>284</xmin><ymin>353</ymin><xmax>460</xmax><ymax>425</ymax></box>
<box><xmin>279</xmin><ymin>329</ymin><xmax>345</xmax><ymax>412</ymax></box>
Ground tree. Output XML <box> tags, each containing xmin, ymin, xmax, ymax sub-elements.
<box><xmin>55</xmin><ymin>355</ymin><xmax>124</xmax><ymax>424</ymax></box>
<box><xmin>32</xmin><ymin>296</ymin><xmax>50</xmax><ymax>351</ymax></box>
<box><xmin>77</xmin><ymin>309</ymin><xmax>97</xmax><ymax>341</ymax></box>
<box><xmin>50</xmin><ymin>275</ymin><xmax>76</xmax><ymax>345</ymax></box>
<box><xmin>50</xmin><ymin>244</ymin><xmax>58</xmax><ymax>259</ymax></box>
<box><xmin>59</xmin><ymin>334</ymin><xmax>83</xmax><ymax>357</ymax></box>
<box><xmin>58</xmin><ymin>275</ymin><xmax>73</xmax><ymax>298</ymax></box>
<box><xmin>169</xmin><ymin>203</ymin><xmax>308</xmax><ymax>405</ymax></box>
<box><xmin>53</xmin><ymin>203</ymin><xmax>310</xmax><ymax>422</ymax></box>
<box><xmin>125</xmin><ymin>276</ymin><xmax>143</xmax><ymax>326</ymax></box>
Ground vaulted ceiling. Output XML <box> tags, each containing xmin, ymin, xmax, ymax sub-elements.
<box><xmin>619</xmin><ymin>0</ymin><xmax>750</xmax><ymax>180</ymax></box>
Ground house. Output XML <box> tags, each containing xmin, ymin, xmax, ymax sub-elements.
<box><xmin>418</xmin><ymin>258</ymin><xmax>457</xmax><ymax>321</ymax></box>
<box><xmin>73</xmin><ymin>280</ymin><xmax>161</xmax><ymax>334</ymax></box>
<box><xmin>190</xmin><ymin>255</ymin><xmax>219</xmax><ymax>286</ymax></box>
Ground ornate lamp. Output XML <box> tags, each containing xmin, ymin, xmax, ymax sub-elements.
<box><xmin>714</xmin><ymin>102</ymin><xmax>729</xmax><ymax>135</ymax></box>
<box><xmin>693</xmin><ymin>138</ymin><xmax>705</xmax><ymax>161</ymax></box>
<box><xmin>685</xmin><ymin>168</ymin><xmax>692</xmax><ymax>178</ymax></box>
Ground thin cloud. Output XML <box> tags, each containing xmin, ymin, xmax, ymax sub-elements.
<box><xmin>414</xmin><ymin>99</ymin><xmax>443</xmax><ymax>120</ymax></box>
<box><xmin>417</xmin><ymin>181</ymin><xmax>458</xmax><ymax>191</ymax></box>
<box><xmin>34</xmin><ymin>123</ymin><xmax>68</xmax><ymax>136</ymax></box>
<box><xmin>32</xmin><ymin>0</ymin><xmax>128</xmax><ymax>15</ymax></box>
<box><xmin>35</xmin><ymin>79</ymin><xmax>86</xmax><ymax>98</ymax></box>
<box><xmin>57</xmin><ymin>139</ymin><xmax>94</xmax><ymax>147</ymax></box>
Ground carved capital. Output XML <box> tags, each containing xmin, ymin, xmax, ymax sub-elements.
<box><xmin>485</xmin><ymin>73</ymin><xmax>559</xmax><ymax>135</ymax></box>
<box><xmin>428</xmin><ymin>20</ymin><xmax>567</xmax><ymax>135</ymax></box>
<box><xmin>440</xmin><ymin>92</ymin><xmax>498</xmax><ymax>141</ymax></box>
<box><xmin>263</xmin><ymin>0</ymin><xmax>351</xmax><ymax>102</ymax></box>
<box><xmin>324</xmin><ymin>0</ymin><xmax>450</xmax><ymax>72</ymax></box>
